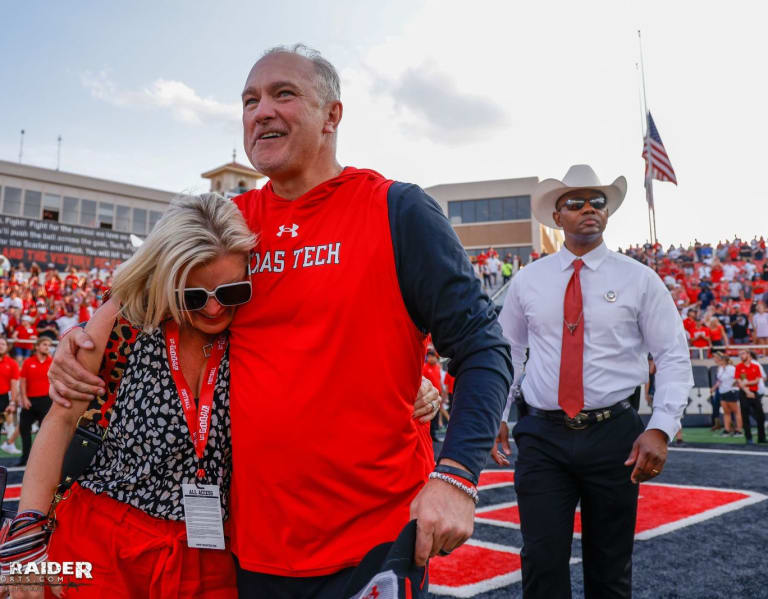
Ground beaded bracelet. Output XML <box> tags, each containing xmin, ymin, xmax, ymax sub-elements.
<box><xmin>429</xmin><ymin>472</ymin><xmax>479</xmax><ymax>505</ymax></box>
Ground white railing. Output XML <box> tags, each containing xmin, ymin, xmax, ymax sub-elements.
<box><xmin>689</xmin><ymin>344</ymin><xmax>768</xmax><ymax>361</ymax></box>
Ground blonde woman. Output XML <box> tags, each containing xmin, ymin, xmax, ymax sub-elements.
<box><xmin>6</xmin><ymin>194</ymin><xmax>441</xmax><ymax>598</ymax></box>
<box><xmin>711</xmin><ymin>352</ymin><xmax>743</xmax><ymax>436</ymax></box>
<box><xmin>707</xmin><ymin>316</ymin><xmax>727</xmax><ymax>350</ymax></box>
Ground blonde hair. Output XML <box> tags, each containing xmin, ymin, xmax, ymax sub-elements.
<box><xmin>713</xmin><ymin>352</ymin><xmax>731</xmax><ymax>365</ymax></box>
<box><xmin>110</xmin><ymin>193</ymin><xmax>256</xmax><ymax>329</ymax></box>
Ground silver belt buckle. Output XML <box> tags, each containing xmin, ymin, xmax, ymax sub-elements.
<box><xmin>565</xmin><ymin>412</ymin><xmax>589</xmax><ymax>430</ymax></box>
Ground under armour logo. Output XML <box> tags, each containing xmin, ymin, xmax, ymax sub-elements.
<box><xmin>277</xmin><ymin>224</ymin><xmax>299</xmax><ymax>238</ymax></box>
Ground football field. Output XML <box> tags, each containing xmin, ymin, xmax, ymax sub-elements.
<box><xmin>427</xmin><ymin>440</ymin><xmax>768</xmax><ymax>599</ymax></box>
<box><xmin>2</xmin><ymin>436</ymin><xmax>767</xmax><ymax>598</ymax></box>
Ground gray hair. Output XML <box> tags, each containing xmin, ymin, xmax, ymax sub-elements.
<box><xmin>262</xmin><ymin>43</ymin><xmax>340</xmax><ymax>103</ymax></box>
<box><xmin>110</xmin><ymin>193</ymin><xmax>257</xmax><ymax>330</ymax></box>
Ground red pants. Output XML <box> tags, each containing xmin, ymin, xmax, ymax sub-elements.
<box><xmin>46</xmin><ymin>484</ymin><xmax>237</xmax><ymax>598</ymax></box>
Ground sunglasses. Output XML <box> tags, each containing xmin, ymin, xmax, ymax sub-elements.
<box><xmin>176</xmin><ymin>281</ymin><xmax>252</xmax><ymax>311</ymax></box>
<box><xmin>560</xmin><ymin>196</ymin><xmax>608</xmax><ymax>211</ymax></box>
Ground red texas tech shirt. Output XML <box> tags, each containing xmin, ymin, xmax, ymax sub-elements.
<box><xmin>230</xmin><ymin>168</ymin><xmax>432</xmax><ymax>576</ymax></box>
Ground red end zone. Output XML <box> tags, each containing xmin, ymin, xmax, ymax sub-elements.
<box><xmin>477</xmin><ymin>470</ymin><xmax>514</xmax><ymax>491</ymax></box>
<box><xmin>474</xmin><ymin>480</ymin><xmax>766</xmax><ymax>539</ymax></box>
<box><xmin>430</xmin><ymin>472</ymin><xmax>766</xmax><ymax>597</ymax></box>
<box><xmin>2</xmin><ymin>484</ymin><xmax>20</xmax><ymax>501</ymax></box>
<box><xmin>429</xmin><ymin>540</ymin><xmax>523</xmax><ymax>598</ymax></box>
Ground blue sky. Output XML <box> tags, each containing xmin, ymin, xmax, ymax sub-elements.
<box><xmin>2</xmin><ymin>0</ymin><xmax>767</xmax><ymax>248</ymax></box>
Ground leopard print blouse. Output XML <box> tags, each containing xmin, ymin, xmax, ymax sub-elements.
<box><xmin>78</xmin><ymin>327</ymin><xmax>232</xmax><ymax>521</ymax></box>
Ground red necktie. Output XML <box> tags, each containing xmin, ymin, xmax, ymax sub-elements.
<box><xmin>558</xmin><ymin>258</ymin><xmax>584</xmax><ymax>417</ymax></box>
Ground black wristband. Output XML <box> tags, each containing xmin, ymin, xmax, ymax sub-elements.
<box><xmin>433</xmin><ymin>464</ymin><xmax>478</xmax><ymax>486</ymax></box>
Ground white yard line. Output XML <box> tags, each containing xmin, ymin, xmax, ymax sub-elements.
<box><xmin>668</xmin><ymin>447</ymin><xmax>768</xmax><ymax>457</ymax></box>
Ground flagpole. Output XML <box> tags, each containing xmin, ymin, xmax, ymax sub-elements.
<box><xmin>638</xmin><ymin>30</ymin><xmax>657</xmax><ymax>247</ymax></box>
<box><xmin>636</xmin><ymin>62</ymin><xmax>654</xmax><ymax>247</ymax></box>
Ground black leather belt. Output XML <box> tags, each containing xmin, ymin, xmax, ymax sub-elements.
<box><xmin>525</xmin><ymin>400</ymin><xmax>632</xmax><ymax>430</ymax></box>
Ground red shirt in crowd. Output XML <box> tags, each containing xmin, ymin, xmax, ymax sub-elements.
<box><xmin>708</xmin><ymin>324</ymin><xmax>724</xmax><ymax>342</ymax></box>
<box><xmin>682</xmin><ymin>316</ymin><xmax>697</xmax><ymax>337</ymax></box>
<box><xmin>78</xmin><ymin>304</ymin><xmax>91</xmax><ymax>323</ymax></box>
<box><xmin>690</xmin><ymin>326</ymin><xmax>711</xmax><ymax>348</ymax></box>
<box><xmin>21</xmin><ymin>354</ymin><xmax>52</xmax><ymax>397</ymax></box>
<box><xmin>711</xmin><ymin>266</ymin><xmax>723</xmax><ymax>283</ymax></box>
<box><xmin>444</xmin><ymin>373</ymin><xmax>455</xmax><ymax>395</ymax></box>
<box><xmin>422</xmin><ymin>361</ymin><xmax>443</xmax><ymax>393</ymax></box>
<box><xmin>734</xmin><ymin>361</ymin><xmax>762</xmax><ymax>392</ymax></box>
<box><xmin>5</xmin><ymin>315</ymin><xmax>18</xmax><ymax>337</ymax></box>
<box><xmin>0</xmin><ymin>355</ymin><xmax>20</xmax><ymax>395</ymax></box>
<box><xmin>44</xmin><ymin>277</ymin><xmax>62</xmax><ymax>299</ymax></box>
<box><xmin>14</xmin><ymin>325</ymin><xmax>35</xmax><ymax>349</ymax></box>
<box><xmin>728</xmin><ymin>245</ymin><xmax>739</xmax><ymax>260</ymax></box>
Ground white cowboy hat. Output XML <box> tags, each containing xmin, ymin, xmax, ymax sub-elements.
<box><xmin>532</xmin><ymin>164</ymin><xmax>627</xmax><ymax>229</ymax></box>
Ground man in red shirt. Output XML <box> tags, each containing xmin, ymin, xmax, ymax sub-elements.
<box><xmin>0</xmin><ymin>337</ymin><xmax>21</xmax><ymax>455</ymax></box>
<box><xmin>19</xmin><ymin>337</ymin><xmax>53</xmax><ymax>465</ymax></box>
<box><xmin>51</xmin><ymin>44</ymin><xmax>511</xmax><ymax>598</ymax></box>
<box><xmin>422</xmin><ymin>349</ymin><xmax>447</xmax><ymax>441</ymax></box>
<box><xmin>421</xmin><ymin>349</ymin><xmax>443</xmax><ymax>396</ymax></box>
<box><xmin>682</xmin><ymin>309</ymin><xmax>698</xmax><ymax>339</ymax></box>
<box><xmin>689</xmin><ymin>316</ymin><xmax>711</xmax><ymax>358</ymax></box>
<box><xmin>734</xmin><ymin>349</ymin><xmax>766</xmax><ymax>444</ymax></box>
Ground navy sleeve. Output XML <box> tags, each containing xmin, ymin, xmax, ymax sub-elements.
<box><xmin>388</xmin><ymin>182</ymin><xmax>513</xmax><ymax>477</ymax></box>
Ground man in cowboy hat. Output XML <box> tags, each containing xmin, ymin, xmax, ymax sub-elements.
<box><xmin>493</xmin><ymin>164</ymin><xmax>692</xmax><ymax>598</ymax></box>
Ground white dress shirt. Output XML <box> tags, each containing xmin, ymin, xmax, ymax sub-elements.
<box><xmin>715</xmin><ymin>365</ymin><xmax>737</xmax><ymax>394</ymax></box>
<box><xmin>500</xmin><ymin>242</ymin><xmax>693</xmax><ymax>440</ymax></box>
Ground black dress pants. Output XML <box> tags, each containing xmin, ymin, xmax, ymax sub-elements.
<box><xmin>513</xmin><ymin>407</ymin><xmax>645</xmax><ymax>599</ymax></box>
<box><xmin>739</xmin><ymin>392</ymin><xmax>766</xmax><ymax>442</ymax></box>
<box><xmin>19</xmin><ymin>395</ymin><xmax>51</xmax><ymax>464</ymax></box>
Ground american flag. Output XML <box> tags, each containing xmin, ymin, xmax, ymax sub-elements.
<box><xmin>642</xmin><ymin>111</ymin><xmax>677</xmax><ymax>185</ymax></box>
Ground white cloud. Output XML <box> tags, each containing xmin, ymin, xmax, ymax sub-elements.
<box><xmin>81</xmin><ymin>71</ymin><xmax>240</xmax><ymax>125</ymax></box>
<box><xmin>371</xmin><ymin>64</ymin><xmax>509</xmax><ymax>144</ymax></box>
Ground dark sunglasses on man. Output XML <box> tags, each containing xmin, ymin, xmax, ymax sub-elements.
<box><xmin>560</xmin><ymin>195</ymin><xmax>608</xmax><ymax>211</ymax></box>
<box><xmin>176</xmin><ymin>281</ymin><xmax>252</xmax><ymax>311</ymax></box>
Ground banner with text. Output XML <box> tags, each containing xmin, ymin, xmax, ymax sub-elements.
<box><xmin>0</xmin><ymin>215</ymin><xmax>134</xmax><ymax>271</ymax></box>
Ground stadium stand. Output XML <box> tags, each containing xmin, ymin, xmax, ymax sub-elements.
<box><xmin>0</xmin><ymin>257</ymin><xmax>112</xmax><ymax>356</ymax></box>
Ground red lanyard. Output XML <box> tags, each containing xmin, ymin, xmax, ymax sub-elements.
<box><xmin>164</xmin><ymin>320</ymin><xmax>227</xmax><ymax>480</ymax></box>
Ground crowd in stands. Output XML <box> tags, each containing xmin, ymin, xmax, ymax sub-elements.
<box><xmin>0</xmin><ymin>259</ymin><xmax>113</xmax><ymax>360</ymax></box>
<box><xmin>0</xmin><ymin>259</ymin><xmax>114</xmax><ymax>462</ymax></box>
<box><xmin>619</xmin><ymin>237</ymin><xmax>768</xmax><ymax>357</ymax></box>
